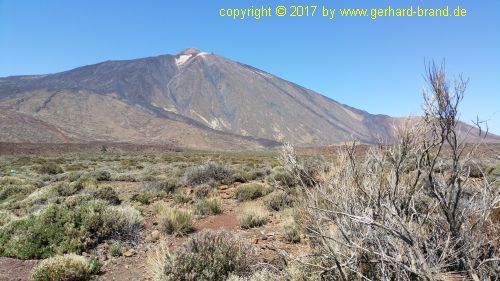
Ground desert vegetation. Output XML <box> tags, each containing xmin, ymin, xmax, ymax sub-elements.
<box><xmin>0</xmin><ymin>66</ymin><xmax>498</xmax><ymax>280</ymax></box>
<box><xmin>280</xmin><ymin>64</ymin><xmax>500</xmax><ymax>280</ymax></box>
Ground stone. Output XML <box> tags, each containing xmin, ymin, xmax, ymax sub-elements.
<box><xmin>151</xmin><ymin>230</ymin><xmax>161</xmax><ymax>241</ymax></box>
<box><xmin>123</xmin><ymin>249</ymin><xmax>135</xmax><ymax>257</ymax></box>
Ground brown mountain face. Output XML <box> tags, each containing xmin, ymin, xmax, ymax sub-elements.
<box><xmin>0</xmin><ymin>48</ymin><xmax>497</xmax><ymax>149</ymax></box>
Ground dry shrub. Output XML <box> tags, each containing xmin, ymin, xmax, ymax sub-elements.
<box><xmin>0</xmin><ymin>210</ymin><xmax>14</xmax><ymax>227</ymax></box>
<box><xmin>283</xmin><ymin>223</ymin><xmax>301</xmax><ymax>244</ymax></box>
<box><xmin>151</xmin><ymin>230</ymin><xmax>257</xmax><ymax>281</ymax></box>
<box><xmin>31</xmin><ymin>254</ymin><xmax>99</xmax><ymax>281</ymax></box>
<box><xmin>159</xmin><ymin>208</ymin><xmax>193</xmax><ymax>236</ymax></box>
<box><xmin>142</xmin><ymin>179</ymin><xmax>179</xmax><ymax>194</ymax></box>
<box><xmin>282</xmin><ymin>64</ymin><xmax>499</xmax><ymax>280</ymax></box>
<box><xmin>195</xmin><ymin>199</ymin><xmax>221</xmax><ymax>216</ymax></box>
<box><xmin>183</xmin><ymin>161</ymin><xmax>232</xmax><ymax>186</ymax></box>
<box><xmin>239</xmin><ymin>208</ymin><xmax>268</xmax><ymax>229</ymax></box>
<box><xmin>93</xmin><ymin>186</ymin><xmax>121</xmax><ymax>205</ymax></box>
<box><xmin>36</xmin><ymin>162</ymin><xmax>63</xmax><ymax>175</ymax></box>
<box><xmin>235</xmin><ymin>183</ymin><xmax>266</xmax><ymax>202</ymax></box>
<box><xmin>266</xmin><ymin>190</ymin><xmax>294</xmax><ymax>211</ymax></box>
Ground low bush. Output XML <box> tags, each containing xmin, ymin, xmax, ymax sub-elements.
<box><xmin>235</xmin><ymin>183</ymin><xmax>266</xmax><ymax>202</ymax></box>
<box><xmin>131</xmin><ymin>193</ymin><xmax>154</xmax><ymax>205</ymax></box>
<box><xmin>0</xmin><ymin>210</ymin><xmax>14</xmax><ymax>227</ymax></box>
<box><xmin>0</xmin><ymin>200</ymin><xmax>143</xmax><ymax>259</ymax></box>
<box><xmin>271</xmin><ymin>170</ymin><xmax>297</xmax><ymax>188</ymax></box>
<box><xmin>173</xmin><ymin>193</ymin><xmax>191</xmax><ymax>204</ymax></box>
<box><xmin>114</xmin><ymin>174</ymin><xmax>138</xmax><ymax>182</ymax></box>
<box><xmin>266</xmin><ymin>190</ymin><xmax>294</xmax><ymax>211</ymax></box>
<box><xmin>243</xmin><ymin>168</ymin><xmax>271</xmax><ymax>181</ymax></box>
<box><xmin>156</xmin><ymin>230</ymin><xmax>257</xmax><ymax>281</ymax></box>
<box><xmin>227</xmin><ymin>270</ymin><xmax>284</xmax><ymax>281</ymax></box>
<box><xmin>31</xmin><ymin>254</ymin><xmax>99</xmax><ymax>281</ymax></box>
<box><xmin>142</xmin><ymin>179</ymin><xmax>179</xmax><ymax>194</ymax></box>
<box><xmin>36</xmin><ymin>162</ymin><xmax>64</xmax><ymax>175</ymax></box>
<box><xmin>103</xmin><ymin>205</ymin><xmax>143</xmax><ymax>241</ymax></box>
<box><xmin>183</xmin><ymin>162</ymin><xmax>232</xmax><ymax>186</ymax></box>
<box><xmin>0</xmin><ymin>177</ymin><xmax>38</xmax><ymax>206</ymax></box>
<box><xmin>159</xmin><ymin>208</ymin><xmax>193</xmax><ymax>236</ymax></box>
<box><xmin>194</xmin><ymin>183</ymin><xmax>213</xmax><ymax>198</ymax></box>
<box><xmin>65</xmin><ymin>163</ymin><xmax>88</xmax><ymax>171</ymax></box>
<box><xmin>239</xmin><ymin>209</ymin><xmax>267</xmax><ymax>229</ymax></box>
<box><xmin>195</xmin><ymin>199</ymin><xmax>221</xmax><ymax>216</ymax></box>
<box><xmin>88</xmin><ymin>257</ymin><xmax>102</xmax><ymax>275</ymax></box>
<box><xmin>94</xmin><ymin>170</ymin><xmax>111</xmax><ymax>181</ymax></box>
<box><xmin>223</xmin><ymin>173</ymin><xmax>247</xmax><ymax>184</ymax></box>
<box><xmin>108</xmin><ymin>241</ymin><xmax>123</xmax><ymax>257</ymax></box>
<box><xmin>52</xmin><ymin>181</ymin><xmax>83</xmax><ymax>197</ymax></box>
<box><xmin>94</xmin><ymin>186</ymin><xmax>121</xmax><ymax>205</ymax></box>
<box><xmin>283</xmin><ymin>224</ymin><xmax>301</xmax><ymax>243</ymax></box>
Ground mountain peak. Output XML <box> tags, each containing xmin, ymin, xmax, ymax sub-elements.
<box><xmin>178</xmin><ymin>48</ymin><xmax>202</xmax><ymax>55</ymax></box>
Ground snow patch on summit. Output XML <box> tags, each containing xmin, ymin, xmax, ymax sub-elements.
<box><xmin>175</xmin><ymin>52</ymin><xmax>209</xmax><ymax>67</ymax></box>
<box><xmin>176</xmin><ymin>54</ymin><xmax>193</xmax><ymax>66</ymax></box>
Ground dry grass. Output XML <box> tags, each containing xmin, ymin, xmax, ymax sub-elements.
<box><xmin>239</xmin><ymin>207</ymin><xmax>268</xmax><ymax>229</ymax></box>
<box><xmin>159</xmin><ymin>208</ymin><xmax>194</xmax><ymax>236</ymax></box>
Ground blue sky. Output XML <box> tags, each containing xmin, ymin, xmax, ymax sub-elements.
<box><xmin>1</xmin><ymin>0</ymin><xmax>499</xmax><ymax>134</ymax></box>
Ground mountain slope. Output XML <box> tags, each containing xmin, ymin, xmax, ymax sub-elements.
<box><xmin>0</xmin><ymin>48</ymin><xmax>497</xmax><ymax>149</ymax></box>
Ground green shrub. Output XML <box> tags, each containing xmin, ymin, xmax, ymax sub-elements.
<box><xmin>183</xmin><ymin>162</ymin><xmax>233</xmax><ymax>186</ymax></box>
<box><xmin>194</xmin><ymin>183</ymin><xmax>213</xmax><ymax>198</ymax></box>
<box><xmin>66</xmin><ymin>172</ymin><xmax>82</xmax><ymax>182</ymax></box>
<box><xmin>102</xmin><ymin>205</ymin><xmax>143</xmax><ymax>241</ymax></box>
<box><xmin>0</xmin><ymin>210</ymin><xmax>14</xmax><ymax>227</ymax></box>
<box><xmin>65</xmin><ymin>163</ymin><xmax>87</xmax><ymax>172</ymax></box>
<box><xmin>244</xmin><ymin>168</ymin><xmax>271</xmax><ymax>181</ymax></box>
<box><xmin>142</xmin><ymin>179</ymin><xmax>179</xmax><ymax>193</ymax></box>
<box><xmin>53</xmin><ymin>181</ymin><xmax>83</xmax><ymax>197</ymax></box>
<box><xmin>227</xmin><ymin>269</ymin><xmax>284</xmax><ymax>281</ymax></box>
<box><xmin>0</xmin><ymin>204</ymin><xmax>83</xmax><ymax>259</ymax></box>
<box><xmin>75</xmin><ymin>175</ymin><xmax>98</xmax><ymax>189</ymax></box>
<box><xmin>239</xmin><ymin>209</ymin><xmax>268</xmax><ymax>229</ymax></box>
<box><xmin>94</xmin><ymin>170</ymin><xmax>111</xmax><ymax>181</ymax></box>
<box><xmin>94</xmin><ymin>186</ymin><xmax>121</xmax><ymax>205</ymax></box>
<box><xmin>229</xmin><ymin>263</ymin><xmax>322</xmax><ymax>281</ymax></box>
<box><xmin>266</xmin><ymin>190</ymin><xmax>294</xmax><ymax>211</ymax></box>
<box><xmin>109</xmin><ymin>241</ymin><xmax>123</xmax><ymax>257</ymax></box>
<box><xmin>37</xmin><ymin>162</ymin><xmax>64</xmax><ymax>175</ymax></box>
<box><xmin>114</xmin><ymin>174</ymin><xmax>138</xmax><ymax>182</ymax></box>
<box><xmin>222</xmin><ymin>173</ymin><xmax>247</xmax><ymax>185</ymax></box>
<box><xmin>1</xmin><ymin>187</ymin><xmax>37</xmax><ymax>208</ymax></box>
<box><xmin>131</xmin><ymin>193</ymin><xmax>153</xmax><ymax>205</ymax></box>
<box><xmin>195</xmin><ymin>199</ymin><xmax>221</xmax><ymax>216</ymax></box>
<box><xmin>159</xmin><ymin>208</ymin><xmax>193</xmax><ymax>236</ymax></box>
<box><xmin>88</xmin><ymin>257</ymin><xmax>102</xmax><ymax>275</ymax></box>
<box><xmin>272</xmin><ymin>170</ymin><xmax>297</xmax><ymax>188</ymax></box>
<box><xmin>158</xmin><ymin>230</ymin><xmax>257</xmax><ymax>281</ymax></box>
<box><xmin>173</xmin><ymin>193</ymin><xmax>191</xmax><ymax>204</ymax></box>
<box><xmin>31</xmin><ymin>254</ymin><xmax>98</xmax><ymax>281</ymax></box>
<box><xmin>284</xmin><ymin>224</ymin><xmax>301</xmax><ymax>243</ymax></box>
<box><xmin>235</xmin><ymin>183</ymin><xmax>266</xmax><ymax>202</ymax></box>
<box><xmin>0</xmin><ymin>200</ymin><xmax>143</xmax><ymax>259</ymax></box>
<box><xmin>152</xmin><ymin>201</ymin><xmax>169</xmax><ymax>215</ymax></box>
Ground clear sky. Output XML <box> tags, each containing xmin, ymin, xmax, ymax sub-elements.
<box><xmin>1</xmin><ymin>0</ymin><xmax>499</xmax><ymax>134</ymax></box>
